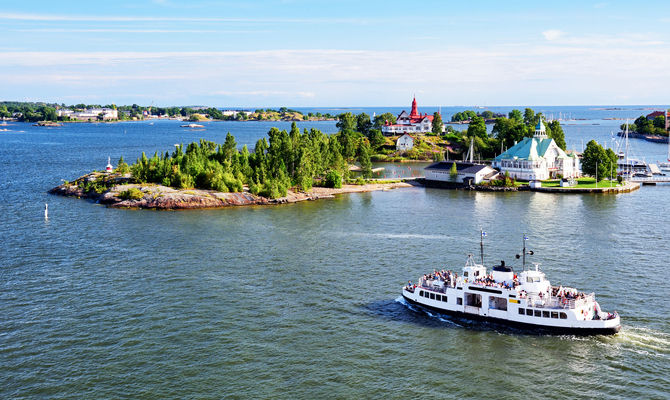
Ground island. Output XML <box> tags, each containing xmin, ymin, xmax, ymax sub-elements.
<box><xmin>0</xmin><ymin>101</ymin><xmax>336</xmax><ymax>123</ymax></box>
<box><xmin>49</xmin><ymin>123</ymin><xmax>412</xmax><ymax>210</ymax></box>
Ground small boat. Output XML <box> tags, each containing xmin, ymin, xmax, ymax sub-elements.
<box><xmin>180</xmin><ymin>123</ymin><xmax>205</xmax><ymax>128</ymax></box>
<box><xmin>401</xmin><ymin>233</ymin><xmax>621</xmax><ymax>335</ymax></box>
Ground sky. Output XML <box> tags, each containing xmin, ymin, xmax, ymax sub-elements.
<box><xmin>2</xmin><ymin>0</ymin><xmax>670</xmax><ymax>107</ymax></box>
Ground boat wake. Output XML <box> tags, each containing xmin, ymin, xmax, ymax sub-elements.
<box><xmin>395</xmin><ymin>296</ymin><xmax>463</xmax><ymax>327</ymax></box>
<box><xmin>615</xmin><ymin>326</ymin><xmax>670</xmax><ymax>357</ymax></box>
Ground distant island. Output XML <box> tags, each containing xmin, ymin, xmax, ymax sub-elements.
<box><xmin>618</xmin><ymin>111</ymin><xmax>669</xmax><ymax>142</ymax></box>
<box><xmin>0</xmin><ymin>101</ymin><xmax>336</xmax><ymax>123</ymax></box>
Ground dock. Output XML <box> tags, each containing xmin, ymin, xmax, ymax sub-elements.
<box><xmin>529</xmin><ymin>181</ymin><xmax>640</xmax><ymax>193</ymax></box>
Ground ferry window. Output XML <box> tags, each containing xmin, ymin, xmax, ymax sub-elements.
<box><xmin>560</xmin><ymin>313</ymin><xmax>567</xmax><ymax>319</ymax></box>
<box><xmin>430</xmin><ymin>293</ymin><xmax>435</xmax><ymax>300</ymax></box>
<box><xmin>435</xmin><ymin>294</ymin><xmax>441</xmax><ymax>301</ymax></box>
<box><xmin>534</xmin><ymin>310</ymin><xmax>541</xmax><ymax>317</ymax></box>
<box><xmin>419</xmin><ymin>290</ymin><xmax>424</xmax><ymax>297</ymax></box>
<box><xmin>442</xmin><ymin>296</ymin><xmax>448</xmax><ymax>303</ymax></box>
<box><xmin>474</xmin><ymin>271</ymin><xmax>479</xmax><ymax>277</ymax></box>
<box><xmin>542</xmin><ymin>311</ymin><xmax>550</xmax><ymax>318</ymax></box>
<box><xmin>457</xmin><ymin>298</ymin><xmax>463</xmax><ymax>305</ymax></box>
<box><xmin>518</xmin><ymin>308</ymin><xmax>525</xmax><ymax>315</ymax></box>
<box><xmin>551</xmin><ymin>312</ymin><xmax>558</xmax><ymax>319</ymax></box>
<box><xmin>464</xmin><ymin>272</ymin><xmax>469</xmax><ymax>277</ymax></box>
<box><xmin>526</xmin><ymin>309</ymin><xmax>533</xmax><ymax>316</ymax></box>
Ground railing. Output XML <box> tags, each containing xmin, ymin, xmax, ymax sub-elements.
<box><xmin>525</xmin><ymin>293</ymin><xmax>594</xmax><ymax>309</ymax></box>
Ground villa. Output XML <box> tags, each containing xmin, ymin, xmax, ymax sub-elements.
<box><xmin>492</xmin><ymin>120</ymin><xmax>580</xmax><ymax>181</ymax></box>
<box><xmin>381</xmin><ymin>97</ymin><xmax>442</xmax><ymax>136</ymax></box>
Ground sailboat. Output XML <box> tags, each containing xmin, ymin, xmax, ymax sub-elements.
<box><xmin>616</xmin><ymin>120</ymin><xmax>649</xmax><ymax>177</ymax></box>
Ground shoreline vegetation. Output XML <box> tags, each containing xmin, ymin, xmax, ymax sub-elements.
<box><xmin>51</xmin><ymin>121</ymin><xmax>417</xmax><ymax>209</ymax></box>
<box><xmin>0</xmin><ymin>101</ymin><xmax>336</xmax><ymax>123</ymax></box>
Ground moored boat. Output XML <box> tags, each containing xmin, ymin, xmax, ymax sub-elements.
<box><xmin>402</xmin><ymin>234</ymin><xmax>621</xmax><ymax>335</ymax></box>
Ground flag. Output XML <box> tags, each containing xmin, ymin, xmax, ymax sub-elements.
<box><xmin>524</xmin><ymin>235</ymin><xmax>529</xmax><ymax>241</ymax></box>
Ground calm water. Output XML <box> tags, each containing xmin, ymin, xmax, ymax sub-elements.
<box><xmin>1</xmin><ymin>114</ymin><xmax>669</xmax><ymax>399</ymax></box>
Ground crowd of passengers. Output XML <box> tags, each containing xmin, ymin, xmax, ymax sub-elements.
<box><xmin>405</xmin><ymin>270</ymin><xmax>458</xmax><ymax>292</ymax></box>
<box><xmin>472</xmin><ymin>274</ymin><xmax>520</xmax><ymax>290</ymax></box>
<box><xmin>551</xmin><ymin>286</ymin><xmax>588</xmax><ymax>301</ymax></box>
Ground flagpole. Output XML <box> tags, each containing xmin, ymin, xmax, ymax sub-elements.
<box><xmin>522</xmin><ymin>234</ymin><xmax>526</xmax><ymax>270</ymax></box>
<box><xmin>480</xmin><ymin>229</ymin><xmax>485</xmax><ymax>266</ymax></box>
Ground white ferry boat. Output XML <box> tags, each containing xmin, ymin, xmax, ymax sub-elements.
<box><xmin>402</xmin><ymin>235</ymin><xmax>621</xmax><ymax>335</ymax></box>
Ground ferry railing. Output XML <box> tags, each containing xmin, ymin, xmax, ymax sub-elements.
<box><xmin>526</xmin><ymin>293</ymin><xmax>595</xmax><ymax>309</ymax></box>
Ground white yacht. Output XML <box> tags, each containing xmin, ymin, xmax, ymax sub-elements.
<box><xmin>402</xmin><ymin>235</ymin><xmax>621</xmax><ymax>335</ymax></box>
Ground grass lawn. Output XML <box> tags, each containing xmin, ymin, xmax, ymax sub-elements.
<box><xmin>541</xmin><ymin>178</ymin><xmax>622</xmax><ymax>188</ymax></box>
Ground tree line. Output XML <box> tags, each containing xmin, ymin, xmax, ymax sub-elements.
<box><xmin>621</xmin><ymin>114</ymin><xmax>668</xmax><ymax>137</ymax></box>
<box><xmin>127</xmin><ymin>122</ymin><xmax>375</xmax><ymax>199</ymax></box>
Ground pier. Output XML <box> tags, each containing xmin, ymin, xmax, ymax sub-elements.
<box><xmin>628</xmin><ymin>176</ymin><xmax>670</xmax><ymax>185</ymax></box>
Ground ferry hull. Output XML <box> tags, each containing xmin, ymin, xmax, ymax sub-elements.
<box><xmin>402</xmin><ymin>294</ymin><xmax>621</xmax><ymax>336</ymax></box>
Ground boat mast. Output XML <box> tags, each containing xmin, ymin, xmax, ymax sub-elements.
<box><xmin>516</xmin><ymin>234</ymin><xmax>532</xmax><ymax>270</ymax></box>
<box><xmin>480</xmin><ymin>229</ymin><xmax>486</xmax><ymax>265</ymax></box>
<box><xmin>624</xmin><ymin>119</ymin><xmax>630</xmax><ymax>175</ymax></box>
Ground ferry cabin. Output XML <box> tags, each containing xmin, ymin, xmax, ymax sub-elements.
<box><xmin>402</xmin><ymin>256</ymin><xmax>620</xmax><ymax>334</ymax></box>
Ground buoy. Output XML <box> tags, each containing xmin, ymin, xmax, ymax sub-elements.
<box><xmin>44</xmin><ymin>203</ymin><xmax>48</xmax><ymax>219</ymax></box>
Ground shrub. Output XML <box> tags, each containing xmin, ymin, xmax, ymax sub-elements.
<box><xmin>325</xmin><ymin>170</ymin><xmax>342</xmax><ymax>188</ymax></box>
<box><xmin>119</xmin><ymin>187</ymin><xmax>144</xmax><ymax>200</ymax></box>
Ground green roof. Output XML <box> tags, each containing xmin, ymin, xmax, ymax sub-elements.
<box><xmin>494</xmin><ymin>137</ymin><xmax>569</xmax><ymax>161</ymax></box>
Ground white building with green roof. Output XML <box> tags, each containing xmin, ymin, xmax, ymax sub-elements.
<box><xmin>492</xmin><ymin>120</ymin><xmax>580</xmax><ymax>181</ymax></box>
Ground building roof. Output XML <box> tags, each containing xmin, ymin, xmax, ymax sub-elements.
<box><xmin>494</xmin><ymin>137</ymin><xmax>569</xmax><ymax>161</ymax></box>
<box><xmin>536</xmin><ymin>119</ymin><xmax>545</xmax><ymax>131</ymax></box>
<box><xmin>646</xmin><ymin>111</ymin><xmax>665</xmax><ymax>119</ymax></box>
<box><xmin>398</xmin><ymin>133</ymin><xmax>414</xmax><ymax>140</ymax></box>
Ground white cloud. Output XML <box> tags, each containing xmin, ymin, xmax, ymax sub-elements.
<box><xmin>542</xmin><ymin>29</ymin><xmax>564</xmax><ymax>41</ymax></box>
<box><xmin>1</xmin><ymin>45</ymin><xmax>669</xmax><ymax>105</ymax></box>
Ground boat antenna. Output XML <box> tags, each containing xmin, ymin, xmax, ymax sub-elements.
<box><xmin>516</xmin><ymin>234</ymin><xmax>533</xmax><ymax>270</ymax></box>
<box><xmin>480</xmin><ymin>229</ymin><xmax>486</xmax><ymax>265</ymax></box>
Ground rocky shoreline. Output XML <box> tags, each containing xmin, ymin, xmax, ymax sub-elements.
<box><xmin>48</xmin><ymin>172</ymin><xmax>413</xmax><ymax>210</ymax></box>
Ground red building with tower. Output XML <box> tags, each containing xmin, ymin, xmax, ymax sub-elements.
<box><xmin>381</xmin><ymin>97</ymin><xmax>442</xmax><ymax>136</ymax></box>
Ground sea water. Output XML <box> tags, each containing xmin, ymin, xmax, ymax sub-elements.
<box><xmin>1</xmin><ymin>111</ymin><xmax>669</xmax><ymax>399</ymax></box>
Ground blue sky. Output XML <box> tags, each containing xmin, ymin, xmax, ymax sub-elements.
<box><xmin>2</xmin><ymin>0</ymin><xmax>670</xmax><ymax>107</ymax></box>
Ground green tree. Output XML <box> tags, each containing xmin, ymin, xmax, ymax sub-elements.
<box><xmin>523</xmin><ymin>108</ymin><xmax>536</xmax><ymax>126</ymax></box>
<box><xmin>581</xmin><ymin>140</ymin><xmax>609</xmax><ymax>180</ymax></box>
<box><xmin>493</xmin><ymin>117</ymin><xmax>527</xmax><ymax>149</ymax></box>
<box><xmin>432</xmin><ymin>112</ymin><xmax>443</xmax><ymax>135</ymax></box>
<box><xmin>368</xmin><ymin>129</ymin><xmax>386</xmax><ymax>149</ymax></box>
<box><xmin>116</xmin><ymin>156</ymin><xmax>130</xmax><ymax>174</ymax></box>
<box><xmin>336</xmin><ymin>112</ymin><xmax>356</xmax><ymax>132</ymax></box>
<box><xmin>547</xmin><ymin>120</ymin><xmax>566</xmax><ymax>150</ymax></box>
<box><xmin>466</xmin><ymin>116</ymin><xmax>487</xmax><ymax>139</ymax></box>
<box><xmin>373</xmin><ymin>112</ymin><xmax>396</xmax><ymax>129</ymax></box>
<box><xmin>356</xmin><ymin>113</ymin><xmax>372</xmax><ymax>136</ymax></box>
<box><xmin>357</xmin><ymin>139</ymin><xmax>372</xmax><ymax>179</ymax></box>
<box><xmin>449</xmin><ymin>162</ymin><xmax>458</xmax><ymax>180</ymax></box>
<box><xmin>508</xmin><ymin>109</ymin><xmax>523</xmax><ymax>122</ymax></box>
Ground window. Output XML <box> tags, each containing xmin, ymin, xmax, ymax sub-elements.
<box><xmin>457</xmin><ymin>298</ymin><xmax>463</xmax><ymax>305</ymax></box>
<box><xmin>534</xmin><ymin>310</ymin><xmax>541</xmax><ymax>317</ymax></box>
<box><xmin>435</xmin><ymin>294</ymin><xmax>441</xmax><ymax>301</ymax></box>
<box><xmin>518</xmin><ymin>308</ymin><xmax>525</xmax><ymax>315</ymax></box>
<box><xmin>551</xmin><ymin>312</ymin><xmax>558</xmax><ymax>319</ymax></box>
<box><xmin>430</xmin><ymin>293</ymin><xmax>435</xmax><ymax>300</ymax></box>
<box><xmin>526</xmin><ymin>309</ymin><xmax>533</xmax><ymax>316</ymax></box>
<box><xmin>560</xmin><ymin>313</ymin><xmax>567</xmax><ymax>319</ymax></box>
<box><xmin>442</xmin><ymin>296</ymin><xmax>448</xmax><ymax>303</ymax></box>
<box><xmin>419</xmin><ymin>290</ymin><xmax>424</xmax><ymax>297</ymax></box>
<box><xmin>542</xmin><ymin>311</ymin><xmax>550</xmax><ymax>318</ymax></box>
<box><xmin>464</xmin><ymin>272</ymin><xmax>469</xmax><ymax>277</ymax></box>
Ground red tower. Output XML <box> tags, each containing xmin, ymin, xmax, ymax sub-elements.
<box><xmin>410</xmin><ymin>97</ymin><xmax>418</xmax><ymax>117</ymax></box>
